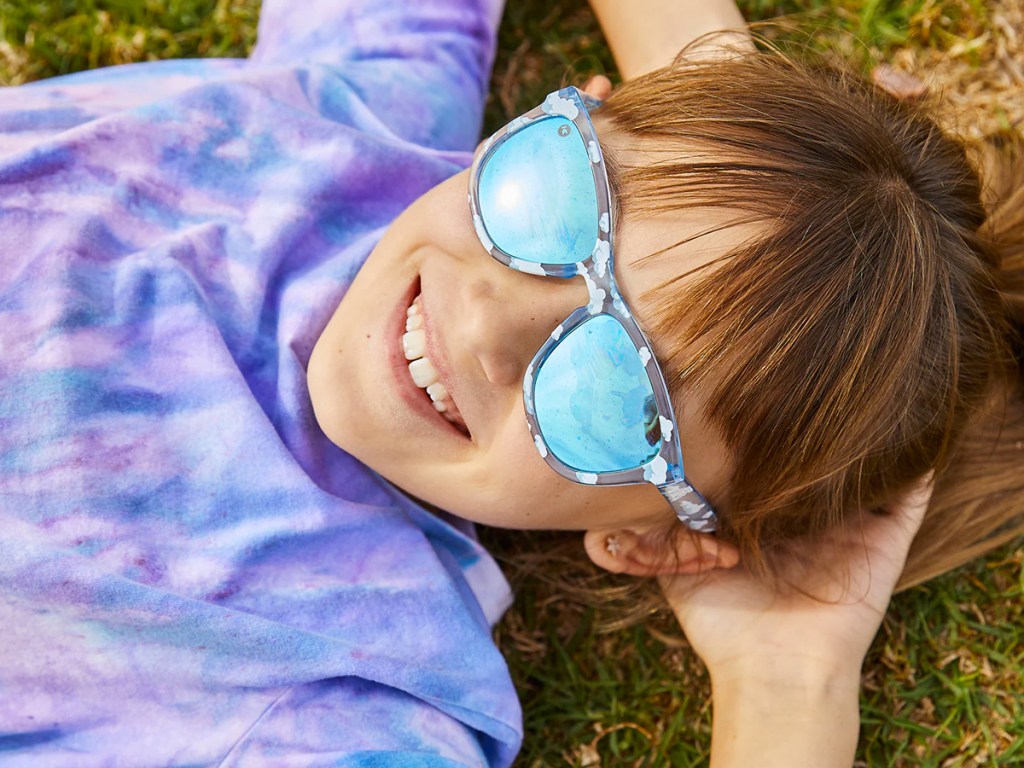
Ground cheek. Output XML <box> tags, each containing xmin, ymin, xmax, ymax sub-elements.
<box><xmin>491</xmin><ymin>415</ymin><xmax>562</xmax><ymax>497</ymax></box>
<box><xmin>471</xmin><ymin>413</ymin><xmax>667</xmax><ymax>530</ymax></box>
<box><xmin>461</xmin><ymin>413</ymin><xmax>582</xmax><ymax>526</ymax></box>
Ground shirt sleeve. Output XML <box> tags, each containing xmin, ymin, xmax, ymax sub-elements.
<box><xmin>250</xmin><ymin>0</ymin><xmax>506</xmax><ymax>151</ymax></box>
<box><xmin>218</xmin><ymin>678</ymin><xmax>505</xmax><ymax>768</ymax></box>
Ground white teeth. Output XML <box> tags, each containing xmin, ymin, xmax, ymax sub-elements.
<box><xmin>401</xmin><ymin>292</ymin><xmax>467</xmax><ymax>432</ymax></box>
<box><xmin>403</xmin><ymin>329</ymin><xmax>426</xmax><ymax>360</ymax></box>
<box><xmin>408</xmin><ymin>357</ymin><xmax>438</xmax><ymax>388</ymax></box>
<box><xmin>426</xmin><ymin>382</ymin><xmax>448</xmax><ymax>402</ymax></box>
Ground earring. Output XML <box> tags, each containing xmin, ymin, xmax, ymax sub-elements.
<box><xmin>605</xmin><ymin>534</ymin><xmax>621</xmax><ymax>557</ymax></box>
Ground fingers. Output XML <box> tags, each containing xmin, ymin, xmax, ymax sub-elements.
<box><xmin>847</xmin><ymin>473</ymin><xmax>934</xmax><ymax>603</ymax></box>
<box><xmin>663</xmin><ymin>472</ymin><xmax>935</xmax><ymax>609</ymax></box>
<box><xmin>581</xmin><ymin>75</ymin><xmax>613</xmax><ymax>100</ymax></box>
<box><xmin>873</xmin><ymin>472</ymin><xmax>934</xmax><ymax>549</ymax></box>
<box><xmin>871</xmin><ymin>64</ymin><xmax>928</xmax><ymax>101</ymax></box>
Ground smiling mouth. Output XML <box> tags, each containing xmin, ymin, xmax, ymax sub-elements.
<box><xmin>402</xmin><ymin>291</ymin><xmax>471</xmax><ymax>438</ymax></box>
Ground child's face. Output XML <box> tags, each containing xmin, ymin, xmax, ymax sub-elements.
<box><xmin>308</xmin><ymin>123</ymin><xmax>740</xmax><ymax>532</ymax></box>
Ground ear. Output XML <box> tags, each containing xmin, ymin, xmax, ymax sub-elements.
<box><xmin>583</xmin><ymin>526</ymin><xmax>740</xmax><ymax>577</ymax></box>
<box><xmin>580</xmin><ymin>75</ymin><xmax>613</xmax><ymax>101</ymax></box>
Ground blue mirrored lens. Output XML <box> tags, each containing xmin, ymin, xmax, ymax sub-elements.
<box><xmin>478</xmin><ymin>117</ymin><xmax>598</xmax><ymax>265</ymax></box>
<box><xmin>534</xmin><ymin>315</ymin><xmax>662</xmax><ymax>473</ymax></box>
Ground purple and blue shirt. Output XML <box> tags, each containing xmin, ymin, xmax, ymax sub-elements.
<box><xmin>0</xmin><ymin>1</ymin><xmax>521</xmax><ymax>765</ymax></box>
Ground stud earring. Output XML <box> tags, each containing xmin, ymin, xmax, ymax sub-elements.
<box><xmin>605</xmin><ymin>534</ymin><xmax>621</xmax><ymax>557</ymax></box>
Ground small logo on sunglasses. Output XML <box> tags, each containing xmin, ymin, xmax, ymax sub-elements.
<box><xmin>557</xmin><ymin>124</ymin><xmax>571</xmax><ymax>138</ymax></box>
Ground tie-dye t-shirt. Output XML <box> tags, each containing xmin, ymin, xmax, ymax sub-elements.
<box><xmin>0</xmin><ymin>1</ymin><xmax>522</xmax><ymax>766</ymax></box>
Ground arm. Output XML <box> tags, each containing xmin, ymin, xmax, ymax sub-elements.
<box><xmin>708</xmin><ymin>659</ymin><xmax>861</xmax><ymax>767</ymax></box>
<box><xmin>251</xmin><ymin>0</ymin><xmax>506</xmax><ymax>151</ymax></box>
<box><xmin>587</xmin><ymin>0</ymin><xmax>753</xmax><ymax>80</ymax></box>
<box><xmin>661</xmin><ymin>480</ymin><xmax>933</xmax><ymax>767</ymax></box>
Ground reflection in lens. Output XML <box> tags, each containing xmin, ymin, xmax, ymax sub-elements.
<box><xmin>533</xmin><ymin>315</ymin><xmax>662</xmax><ymax>473</ymax></box>
<box><xmin>478</xmin><ymin>117</ymin><xmax>598</xmax><ymax>265</ymax></box>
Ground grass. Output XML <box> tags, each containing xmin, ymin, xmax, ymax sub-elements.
<box><xmin>0</xmin><ymin>0</ymin><xmax>259</xmax><ymax>83</ymax></box>
<box><xmin>2</xmin><ymin>1</ymin><xmax>1022</xmax><ymax>765</ymax></box>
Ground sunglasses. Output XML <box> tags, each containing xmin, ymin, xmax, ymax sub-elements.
<box><xmin>468</xmin><ymin>87</ymin><xmax>717</xmax><ymax>533</ymax></box>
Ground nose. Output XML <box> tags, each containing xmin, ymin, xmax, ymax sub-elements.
<box><xmin>459</xmin><ymin>261</ymin><xmax>588</xmax><ymax>388</ymax></box>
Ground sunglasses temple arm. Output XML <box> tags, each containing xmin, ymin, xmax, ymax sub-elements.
<box><xmin>659</xmin><ymin>479</ymin><xmax>718</xmax><ymax>533</ymax></box>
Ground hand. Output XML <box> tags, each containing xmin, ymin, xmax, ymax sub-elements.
<box><xmin>662</xmin><ymin>479</ymin><xmax>932</xmax><ymax>767</ymax></box>
<box><xmin>660</xmin><ymin>476</ymin><xmax>933</xmax><ymax>683</ymax></box>
<box><xmin>580</xmin><ymin>75</ymin><xmax>612</xmax><ymax>101</ymax></box>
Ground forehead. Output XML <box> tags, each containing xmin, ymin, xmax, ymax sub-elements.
<box><xmin>592</xmin><ymin>116</ymin><xmax>754</xmax><ymax>328</ymax></box>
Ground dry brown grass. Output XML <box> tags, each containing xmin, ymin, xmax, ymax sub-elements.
<box><xmin>887</xmin><ymin>0</ymin><xmax>1023</xmax><ymax>141</ymax></box>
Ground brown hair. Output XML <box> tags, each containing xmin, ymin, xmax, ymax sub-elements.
<box><xmin>598</xmin><ymin>46</ymin><xmax>1024</xmax><ymax>591</ymax></box>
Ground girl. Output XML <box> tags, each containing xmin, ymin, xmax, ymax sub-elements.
<box><xmin>0</xmin><ymin>2</ymin><xmax>1019</xmax><ymax>767</ymax></box>
<box><xmin>306</xmin><ymin>0</ymin><xmax>1024</xmax><ymax>761</ymax></box>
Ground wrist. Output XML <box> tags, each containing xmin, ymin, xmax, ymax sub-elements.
<box><xmin>709</xmin><ymin>650</ymin><xmax>863</xmax><ymax>693</ymax></box>
<box><xmin>708</xmin><ymin>658</ymin><xmax>862</xmax><ymax>768</ymax></box>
